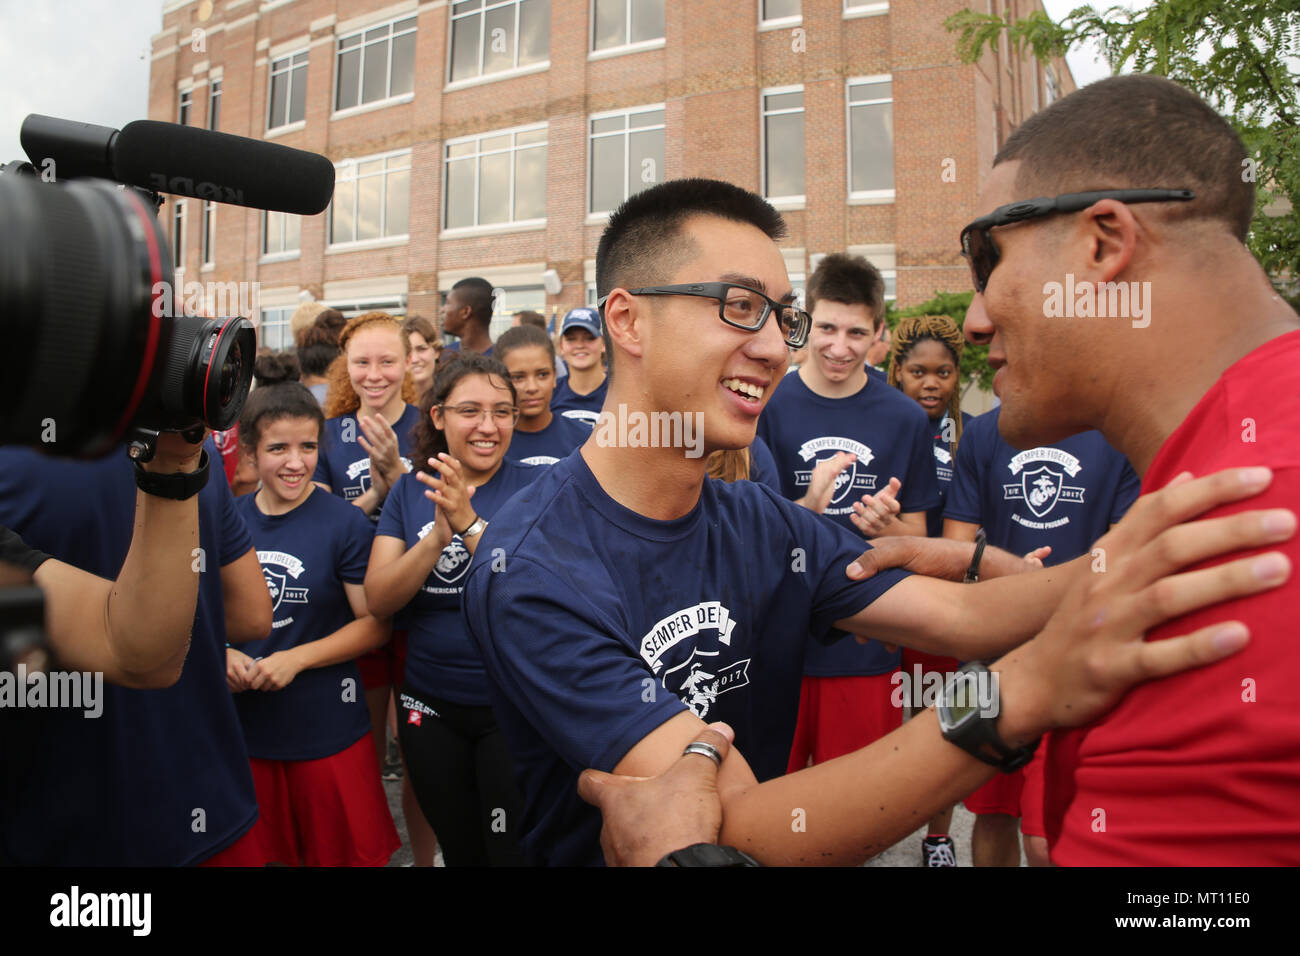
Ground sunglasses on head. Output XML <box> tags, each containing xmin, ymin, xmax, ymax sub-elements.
<box><xmin>959</xmin><ymin>188</ymin><xmax>1196</xmax><ymax>294</ymax></box>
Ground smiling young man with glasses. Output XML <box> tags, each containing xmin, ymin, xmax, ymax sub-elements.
<box><xmin>459</xmin><ymin>176</ymin><xmax>1293</xmax><ymax>867</ymax></box>
<box><xmin>955</xmin><ymin>73</ymin><xmax>1300</xmax><ymax>866</ymax></box>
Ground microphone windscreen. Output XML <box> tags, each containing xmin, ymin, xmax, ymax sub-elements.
<box><xmin>114</xmin><ymin>121</ymin><xmax>335</xmax><ymax>215</ymax></box>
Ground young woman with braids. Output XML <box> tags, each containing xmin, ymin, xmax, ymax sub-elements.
<box><xmin>364</xmin><ymin>354</ymin><xmax>544</xmax><ymax>865</ymax></box>
<box><xmin>885</xmin><ymin>314</ymin><xmax>973</xmax><ymax>867</ymax></box>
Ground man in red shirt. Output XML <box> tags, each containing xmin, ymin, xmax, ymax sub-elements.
<box><xmin>961</xmin><ymin>74</ymin><xmax>1300</xmax><ymax>864</ymax></box>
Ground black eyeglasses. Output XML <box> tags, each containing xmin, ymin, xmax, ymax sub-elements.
<box><xmin>959</xmin><ymin>188</ymin><xmax>1196</xmax><ymax>294</ymax></box>
<box><xmin>598</xmin><ymin>282</ymin><xmax>812</xmax><ymax>349</ymax></box>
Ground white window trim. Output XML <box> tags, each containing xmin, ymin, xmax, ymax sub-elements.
<box><xmin>587</xmin><ymin>102</ymin><xmax>666</xmax><ymax>216</ymax></box>
<box><xmin>444</xmin><ymin>60</ymin><xmax>549</xmax><ymax>93</ymax></box>
<box><xmin>446</xmin><ymin>0</ymin><xmax>549</xmax><ymax>88</ymax></box>
<box><xmin>442</xmin><ymin>121</ymin><xmax>549</xmax><ymax>232</ymax></box>
<box><xmin>761</xmin><ymin>84</ymin><xmax>805</xmax><ymax>204</ymax></box>
<box><xmin>588</xmin><ymin>36</ymin><xmax>665</xmax><ymax>61</ymax></box>
<box><xmin>260</xmin><ymin>251</ymin><xmax>301</xmax><ymax>264</ymax></box>
<box><xmin>758</xmin><ymin>0</ymin><xmax>801</xmax><ymax>29</ymax></box>
<box><xmin>589</xmin><ymin>0</ymin><xmax>666</xmax><ymax>57</ymax></box>
<box><xmin>769</xmin><ymin>196</ymin><xmax>806</xmax><ymax>211</ymax></box>
<box><xmin>330</xmin><ymin>91</ymin><xmax>415</xmax><ymax>121</ymax></box>
<box><xmin>325</xmin><ymin>235</ymin><xmax>411</xmax><ymax>255</ymax></box>
<box><xmin>332</xmin><ymin>15</ymin><xmax>418</xmax><ymax>116</ymax></box>
<box><xmin>265</xmin><ymin>120</ymin><xmax>307</xmax><ymax>140</ymax></box>
<box><xmin>329</xmin><ymin>148</ymin><xmax>412</xmax><ymax>248</ymax></box>
<box><xmin>843</xmin><ymin>0</ymin><xmax>889</xmax><ymax>19</ymax></box>
<box><xmin>267</xmin><ymin>48</ymin><xmax>309</xmax><ymax>131</ymax></box>
<box><xmin>440</xmin><ymin>219</ymin><xmax>547</xmax><ymax>239</ymax></box>
<box><xmin>845</xmin><ymin>74</ymin><xmax>895</xmax><ymax>202</ymax></box>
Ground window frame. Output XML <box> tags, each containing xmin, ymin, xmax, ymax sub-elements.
<box><xmin>261</xmin><ymin>210</ymin><xmax>302</xmax><ymax>262</ymax></box>
<box><xmin>587</xmin><ymin>103</ymin><xmax>666</xmax><ymax>216</ymax></box>
<box><xmin>441</xmin><ymin>121</ymin><xmax>549</xmax><ymax>236</ymax></box>
<box><xmin>207</xmin><ymin>79</ymin><xmax>222</xmax><ymax>131</ymax></box>
<box><xmin>267</xmin><ymin>49</ymin><xmax>310</xmax><ymax>131</ymax></box>
<box><xmin>331</xmin><ymin>16</ymin><xmax>418</xmax><ymax>118</ymax></box>
<box><xmin>171</xmin><ymin>200</ymin><xmax>186</xmax><ymax>273</ymax></box>
<box><xmin>588</xmin><ymin>0</ymin><xmax>666</xmax><ymax>60</ymax></box>
<box><xmin>258</xmin><ymin>306</ymin><xmax>295</xmax><ymax>352</ymax></box>
<box><xmin>201</xmin><ymin>200</ymin><xmax>215</xmax><ymax>268</ymax></box>
<box><xmin>327</xmin><ymin>148</ymin><xmax>413</xmax><ymax>250</ymax></box>
<box><xmin>445</xmin><ymin>0</ymin><xmax>551</xmax><ymax>90</ymax></box>
<box><xmin>758</xmin><ymin>0</ymin><xmax>801</xmax><ymax>30</ymax></box>
<box><xmin>842</xmin><ymin>0</ymin><xmax>889</xmax><ymax>18</ymax></box>
<box><xmin>178</xmin><ymin>89</ymin><xmax>192</xmax><ymax>125</ymax></box>
<box><xmin>845</xmin><ymin>74</ymin><xmax>896</xmax><ymax>203</ymax></box>
<box><xmin>760</xmin><ymin>84</ymin><xmax>806</xmax><ymax>206</ymax></box>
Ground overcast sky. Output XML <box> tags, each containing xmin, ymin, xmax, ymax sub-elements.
<box><xmin>0</xmin><ymin>0</ymin><xmax>1127</xmax><ymax>169</ymax></box>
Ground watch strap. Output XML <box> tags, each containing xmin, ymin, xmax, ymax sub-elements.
<box><xmin>134</xmin><ymin>448</ymin><xmax>210</xmax><ymax>501</ymax></box>
<box><xmin>938</xmin><ymin>663</ymin><xmax>1039</xmax><ymax>773</ymax></box>
<box><xmin>655</xmin><ymin>844</ymin><xmax>761</xmax><ymax>867</ymax></box>
<box><xmin>963</xmin><ymin>528</ymin><xmax>988</xmax><ymax>583</ymax></box>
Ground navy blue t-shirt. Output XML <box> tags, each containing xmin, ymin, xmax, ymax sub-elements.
<box><xmin>462</xmin><ymin>452</ymin><xmax>911</xmax><ymax>866</ymax></box>
<box><xmin>377</xmin><ymin>460</ymin><xmax>544</xmax><ymax>706</ymax></box>
<box><xmin>551</xmin><ymin>377</ymin><xmax>608</xmax><ymax>428</ymax></box>
<box><xmin>313</xmin><ymin>403</ymin><xmax>420</xmax><ymax>504</ymax></box>
<box><xmin>927</xmin><ymin>411</ymin><xmax>975</xmax><ymax>538</ymax></box>
<box><xmin>944</xmin><ymin>407</ymin><xmax>1141</xmax><ymax>563</ymax></box>
<box><xmin>445</xmin><ymin>341</ymin><xmax>494</xmax><ymax>358</ymax></box>
<box><xmin>757</xmin><ymin>371</ymin><xmax>940</xmax><ymax>676</ymax></box>
<box><xmin>505</xmin><ymin>414</ymin><xmax>588</xmax><ymax>467</ymax></box>
<box><xmin>232</xmin><ymin>489</ymin><xmax>376</xmax><ymax>760</ymax></box>
<box><xmin>748</xmin><ymin>435</ymin><xmax>781</xmax><ymax>491</ymax></box>
<box><xmin>0</xmin><ymin>445</ymin><xmax>259</xmax><ymax>865</ymax></box>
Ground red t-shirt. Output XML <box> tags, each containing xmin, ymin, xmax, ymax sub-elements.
<box><xmin>1044</xmin><ymin>329</ymin><xmax>1300</xmax><ymax>865</ymax></box>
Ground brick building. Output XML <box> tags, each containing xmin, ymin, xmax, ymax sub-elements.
<box><xmin>149</xmin><ymin>0</ymin><xmax>1075</xmax><ymax>349</ymax></box>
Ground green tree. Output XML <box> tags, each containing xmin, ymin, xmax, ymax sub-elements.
<box><xmin>884</xmin><ymin>290</ymin><xmax>994</xmax><ymax>394</ymax></box>
<box><xmin>945</xmin><ymin>1</ymin><xmax>1300</xmax><ymax>288</ymax></box>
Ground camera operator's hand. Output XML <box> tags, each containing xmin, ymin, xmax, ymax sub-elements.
<box><xmin>358</xmin><ymin>415</ymin><xmax>405</xmax><ymax>496</ymax></box>
<box><xmin>226</xmin><ymin>646</ymin><xmax>255</xmax><ymax>693</ymax></box>
<box><xmin>247</xmin><ymin>649</ymin><xmax>303</xmax><ymax>691</ymax></box>
<box><xmin>145</xmin><ymin>429</ymin><xmax>208</xmax><ymax>473</ymax></box>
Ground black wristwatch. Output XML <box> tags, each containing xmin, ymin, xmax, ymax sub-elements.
<box><xmin>133</xmin><ymin>448</ymin><xmax>210</xmax><ymax>500</ymax></box>
<box><xmin>936</xmin><ymin>662</ymin><xmax>1039</xmax><ymax>773</ymax></box>
<box><xmin>655</xmin><ymin>844</ymin><xmax>761</xmax><ymax>867</ymax></box>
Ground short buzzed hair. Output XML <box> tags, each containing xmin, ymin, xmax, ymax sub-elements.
<box><xmin>806</xmin><ymin>253</ymin><xmax>885</xmax><ymax>331</ymax></box>
<box><xmin>596</xmin><ymin>179</ymin><xmax>787</xmax><ymax>377</ymax></box>
<box><xmin>997</xmin><ymin>74</ymin><xmax>1253</xmax><ymax>241</ymax></box>
<box><xmin>452</xmin><ymin>277</ymin><xmax>495</xmax><ymax>328</ymax></box>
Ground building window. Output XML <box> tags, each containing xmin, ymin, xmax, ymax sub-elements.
<box><xmin>259</xmin><ymin>307</ymin><xmax>294</xmax><ymax>352</ymax></box>
<box><xmin>489</xmin><ymin>285</ymin><xmax>545</xmax><ymax>339</ymax></box>
<box><xmin>330</xmin><ymin>151</ymin><xmax>411</xmax><ymax>246</ymax></box>
<box><xmin>444</xmin><ymin>125</ymin><xmax>547</xmax><ymax>231</ymax></box>
<box><xmin>171</xmin><ymin>201</ymin><xmax>186</xmax><ymax>271</ymax></box>
<box><xmin>449</xmin><ymin>0</ymin><xmax>549</xmax><ymax>83</ymax></box>
<box><xmin>847</xmin><ymin>77</ymin><xmax>894</xmax><ymax>197</ymax></box>
<box><xmin>761</xmin><ymin>0</ymin><xmax>800</xmax><ymax>22</ymax></box>
<box><xmin>762</xmin><ymin>87</ymin><xmax>804</xmax><ymax>200</ymax></box>
<box><xmin>269</xmin><ymin>51</ymin><xmax>308</xmax><ymax>129</ymax></box>
<box><xmin>178</xmin><ymin>89</ymin><xmax>192</xmax><ymax>125</ymax></box>
<box><xmin>592</xmin><ymin>0</ymin><xmax>664</xmax><ymax>52</ymax></box>
<box><xmin>1045</xmin><ymin>66</ymin><xmax>1059</xmax><ymax>106</ymax></box>
<box><xmin>843</xmin><ymin>0</ymin><xmax>889</xmax><ymax>15</ymax></box>
<box><xmin>262</xmin><ymin>210</ymin><xmax>301</xmax><ymax>257</ymax></box>
<box><xmin>589</xmin><ymin>106</ymin><xmax>664</xmax><ymax>215</ymax></box>
<box><xmin>335</xmin><ymin>17</ymin><xmax>416</xmax><ymax>112</ymax></box>
<box><xmin>201</xmin><ymin>201</ymin><xmax>215</xmax><ymax>266</ymax></box>
<box><xmin>208</xmin><ymin>80</ymin><xmax>222</xmax><ymax>131</ymax></box>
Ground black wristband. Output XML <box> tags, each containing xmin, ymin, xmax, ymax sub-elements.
<box><xmin>655</xmin><ymin>844</ymin><xmax>761</xmax><ymax>867</ymax></box>
<box><xmin>134</xmin><ymin>448</ymin><xmax>210</xmax><ymax>500</ymax></box>
<box><xmin>963</xmin><ymin>528</ymin><xmax>987</xmax><ymax>583</ymax></box>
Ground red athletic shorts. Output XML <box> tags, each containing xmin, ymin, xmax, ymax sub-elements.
<box><xmin>356</xmin><ymin>630</ymin><xmax>407</xmax><ymax>690</ymax></box>
<box><xmin>962</xmin><ymin>735</ymin><xmax>1050</xmax><ymax>824</ymax></box>
<box><xmin>786</xmin><ymin>673</ymin><xmax>902</xmax><ymax>773</ymax></box>
<box><xmin>198</xmin><ymin>820</ymin><xmax>276</xmax><ymax>867</ymax></box>
<box><xmin>244</xmin><ymin>734</ymin><xmax>400</xmax><ymax>866</ymax></box>
<box><xmin>899</xmin><ymin>648</ymin><xmax>961</xmax><ymax>716</ymax></box>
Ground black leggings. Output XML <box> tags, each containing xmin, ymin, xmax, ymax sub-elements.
<box><xmin>397</xmin><ymin>686</ymin><xmax>530</xmax><ymax>867</ymax></box>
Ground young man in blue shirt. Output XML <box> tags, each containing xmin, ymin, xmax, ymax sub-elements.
<box><xmin>462</xmin><ymin>177</ymin><xmax>1289</xmax><ymax>866</ymax></box>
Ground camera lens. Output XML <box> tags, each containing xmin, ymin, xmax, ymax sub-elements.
<box><xmin>157</xmin><ymin>314</ymin><xmax>256</xmax><ymax>433</ymax></box>
<box><xmin>0</xmin><ymin>176</ymin><xmax>171</xmax><ymax>456</ymax></box>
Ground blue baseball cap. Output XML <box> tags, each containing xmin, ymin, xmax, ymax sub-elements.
<box><xmin>560</xmin><ymin>307</ymin><xmax>602</xmax><ymax>339</ymax></box>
